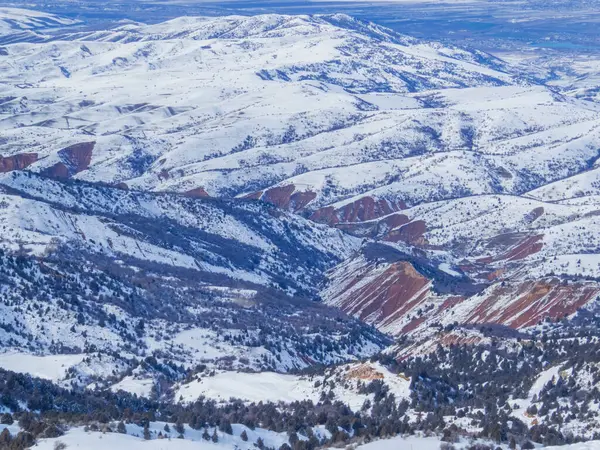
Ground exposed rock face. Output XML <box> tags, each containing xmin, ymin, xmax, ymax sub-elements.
<box><xmin>346</xmin><ymin>363</ymin><xmax>384</xmax><ymax>381</ymax></box>
<box><xmin>464</xmin><ymin>280</ymin><xmax>599</xmax><ymax>328</ymax></box>
<box><xmin>311</xmin><ymin>196</ymin><xmax>405</xmax><ymax>225</ymax></box>
<box><xmin>384</xmin><ymin>220</ymin><xmax>426</xmax><ymax>245</ymax></box>
<box><xmin>324</xmin><ymin>256</ymin><xmax>434</xmax><ymax>334</ymax></box>
<box><xmin>260</xmin><ymin>185</ymin><xmax>316</xmax><ymax>212</ymax></box>
<box><xmin>0</xmin><ymin>153</ymin><xmax>38</xmax><ymax>172</ymax></box>
<box><xmin>324</xmin><ymin>249</ymin><xmax>600</xmax><ymax>339</ymax></box>
<box><xmin>184</xmin><ymin>187</ymin><xmax>210</xmax><ymax>198</ymax></box>
<box><xmin>481</xmin><ymin>232</ymin><xmax>544</xmax><ymax>262</ymax></box>
<box><xmin>42</xmin><ymin>142</ymin><xmax>95</xmax><ymax>178</ymax></box>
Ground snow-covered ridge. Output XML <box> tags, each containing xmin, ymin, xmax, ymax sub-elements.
<box><xmin>0</xmin><ymin>171</ymin><xmax>358</xmax><ymax>293</ymax></box>
<box><xmin>0</xmin><ymin>7</ymin><xmax>79</xmax><ymax>35</ymax></box>
<box><xmin>2</xmin><ymin>8</ymin><xmax>598</xmax><ymax>225</ymax></box>
<box><xmin>0</xmin><ymin>9</ymin><xmax>528</xmax><ymax>205</ymax></box>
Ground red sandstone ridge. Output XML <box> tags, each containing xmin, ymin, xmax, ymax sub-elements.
<box><xmin>325</xmin><ymin>250</ymin><xmax>600</xmax><ymax>343</ymax></box>
<box><xmin>242</xmin><ymin>191</ymin><xmax>263</xmax><ymax>200</ymax></box>
<box><xmin>478</xmin><ymin>232</ymin><xmax>544</xmax><ymax>263</ymax></box>
<box><xmin>464</xmin><ymin>280</ymin><xmax>599</xmax><ymax>328</ymax></box>
<box><xmin>384</xmin><ymin>219</ymin><xmax>427</xmax><ymax>246</ymax></box>
<box><xmin>325</xmin><ymin>257</ymin><xmax>434</xmax><ymax>333</ymax></box>
<box><xmin>260</xmin><ymin>185</ymin><xmax>316</xmax><ymax>212</ymax></box>
<box><xmin>0</xmin><ymin>153</ymin><xmax>38</xmax><ymax>172</ymax></box>
<box><xmin>311</xmin><ymin>196</ymin><xmax>406</xmax><ymax>226</ymax></box>
<box><xmin>184</xmin><ymin>187</ymin><xmax>210</xmax><ymax>198</ymax></box>
<box><xmin>42</xmin><ymin>142</ymin><xmax>95</xmax><ymax>178</ymax></box>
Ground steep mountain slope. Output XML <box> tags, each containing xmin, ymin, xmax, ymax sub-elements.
<box><xmin>323</xmin><ymin>189</ymin><xmax>600</xmax><ymax>339</ymax></box>
<box><xmin>0</xmin><ymin>170</ymin><xmax>358</xmax><ymax>295</ymax></box>
<box><xmin>2</xmin><ymin>7</ymin><xmax>600</xmax><ymax>360</ymax></box>
<box><xmin>0</xmin><ymin>171</ymin><xmax>387</xmax><ymax>385</ymax></box>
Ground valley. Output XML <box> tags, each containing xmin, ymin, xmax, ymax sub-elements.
<box><xmin>1</xmin><ymin>5</ymin><xmax>600</xmax><ymax>450</ymax></box>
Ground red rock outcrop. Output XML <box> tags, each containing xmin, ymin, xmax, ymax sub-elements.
<box><xmin>42</xmin><ymin>142</ymin><xmax>95</xmax><ymax>178</ymax></box>
<box><xmin>184</xmin><ymin>187</ymin><xmax>210</xmax><ymax>198</ymax></box>
<box><xmin>384</xmin><ymin>220</ymin><xmax>427</xmax><ymax>245</ymax></box>
<box><xmin>326</xmin><ymin>259</ymin><xmax>433</xmax><ymax>332</ymax></box>
<box><xmin>465</xmin><ymin>280</ymin><xmax>599</xmax><ymax>328</ymax></box>
<box><xmin>311</xmin><ymin>196</ymin><xmax>406</xmax><ymax>226</ymax></box>
<box><xmin>261</xmin><ymin>185</ymin><xmax>316</xmax><ymax>212</ymax></box>
<box><xmin>0</xmin><ymin>153</ymin><xmax>38</xmax><ymax>172</ymax></box>
<box><xmin>243</xmin><ymin>191</ymin><xmax>263</xmax><ymax>200</ymax></box>
<box><xmin>326</xmin><ymin>255</ymin><xmax>600</xmax><ymax>343</ymax></box>
<box><xmin>478</xmin><ymin>233</ymin><xmax>544</xmax><ymax>263</ymax></box>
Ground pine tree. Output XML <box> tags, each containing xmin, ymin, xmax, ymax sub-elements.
<box><xmin>241</xmin><ymin>430</ymin><xmax>248</xmax><ymax>441</ymax></box>
<box><xmin>0</xmin><ymin>429</ymin><xmax>11</xmax><ymax>447</ymax></box>
<box><xmin>219</xmin><ymin>418</ymin><xmax>233</xmax><ymax>435</ymax></box>
<box><xmin>117</xmin><ymin>421</ymin><xmax>126</xmax><ymax>434</ymax></box>
<box><xmin>211</xmin><ymin>428</ymin><xmax>219</xmax><ymax>443</ymax></box>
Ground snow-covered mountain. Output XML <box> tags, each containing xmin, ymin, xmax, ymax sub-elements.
<box><xmin>0</xmin><ymin>13</ymin><xmax>530</xmax><ymax>199</ymax></box>
<box><xmin>0</xmin><ymin>170</ymin><xmax>388</xmax><ymax>385</ymax></box>
<box><xmin>2</xmin><ymin>11</ymin><xmax>599</xmax><ymax>249</ymax></box>
<box><xmin>2</xmin><ymin>5</ymin><xmax>600</xmax><ymax>363</ymax></box>
<box><xmin>3</xmin><ymin>8</ymin><xmax>600</xmax><ymax>448</ymax></box>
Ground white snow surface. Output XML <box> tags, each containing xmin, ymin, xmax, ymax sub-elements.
<box><xmin>176</xmin><ymin>361</ymin><xmax>410</xmax><ymax>410</ymax></box>
<box><xmin>0</xmin><ymin>352</ymin><xmax>85</xmax><ymax>381</ymax></box>
<box><xmin>35</xmin><ymin>422</ymin><xmax>291</xmax><ymax>450</ymax></box>
<box><xmin>4</xmin><ymin>9</ymin><xmax>596</xmax><ymax>215</ymax></box>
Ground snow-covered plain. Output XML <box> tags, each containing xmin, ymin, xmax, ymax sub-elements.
<box><xmin>34</xmin><ymin>423</ymin><xmax>292</xmax><ymax>450</ymax></box>
<box><xmin>35</xmin><ymin>429</ymin><xmax>600</xmax><ymax>450</ymax></box>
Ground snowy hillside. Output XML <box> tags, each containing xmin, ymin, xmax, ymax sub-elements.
<box><xmin>0</xmin><ymin>8</ymin><xmax>79</xmax><ymax>34</ymax></box>
<box><xmin>0</xmin><ymin>12</ymin><xmax>537</xmax><ymax>206</ymax></box>
<box><xmin>3</xmin><ymin>7</ymin><xmax>600</xmax><ymax>450</ymax></box>
<box><xmin>174</xmin><ymin>361</ymin><xmax>410</xmax><ymax>410</ymax></box>
<box><xmin>2</xmin><ymin>10</ymin><xmax>600</xmax><ymax>259</ymax></box>
<box><xmin>0</xmin><ymin>171</ymin><xmax>387</xmax><ymax>384</ymax></box>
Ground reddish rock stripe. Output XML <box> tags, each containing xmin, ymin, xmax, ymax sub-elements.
<box><xmin>465</xmin><ymin>280</ymin><xmax>599</xmax><ymax>328</ymax></box>
<box><xmin>243</xmin><ymin>191</ymin><xmax>263</xmax><ymax>200</ymax></box>
<box><xmin>503</xmin><ymin>235</ymin><xmax>544</xmax><ymax>261</ymax></box>
<box><xmin>329</xmin><ymin>260</ymin><xmax>432</xmax><ymax>328</ymax></box>
<box><xmin>260</xmin><ymin>185</ymin><xmax>316</xmax><ymax>212</ymax></box>
<box><xmin>384</xmin><ymin>219</ymin><xmax>427</xmax><ymax>245</ymax></box>
<box><xmin>311</xmin><ymin>196</ymin><xmax>406</xmax><ymax>226</ymax></box>
<box><xmin>0</xmin><ymin>153</ymin><xmax>38</xmax><ymax>172</ymax></box>
<box><xmin>328</xmin><ymin>257</ymin><xmax>600</xmax><ymax>341</ymax></box>
<box><xmin>184</xmin><ymin>187</ymin><xmax>210</xmax><ymax>198</ymax></box>
<box><xmin>42</xmin><ymin>142</ymin><xmax>95</xmax><ymax>178</ymax></box>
